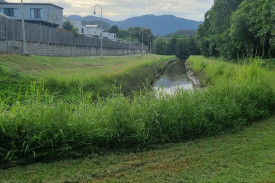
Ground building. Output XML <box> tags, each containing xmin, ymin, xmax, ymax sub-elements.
<box><xmin>84</xmin><ymin>25</ymin><xmax>117</xmax><ymax>40</ymax></box>
<box><xmin>102</xmin><ymin>32</ymin><xmax>116</xmax><ymax>41</ymax></box>
<box><xmin>63</xmin><ymin>16</ymin><xmax>86</xmax><ymax>34</ymax></box>
<box><xmin>0</xmin><ymin>1</ymin><xmax>63</xmax><ymax>27</ymax></box>
<box><xmin>62</xmin><ymin>16</ymin><xmax>117</xmax><ymax>41</ymax></box>
<box><xmin>85</xmin><ymin>25</ymin><xmax>101</xmax><ymax>37</ymax></box>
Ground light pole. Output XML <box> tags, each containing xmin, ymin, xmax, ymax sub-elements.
<box><xmin>128</xmin><ymin>30</ymin><xmax>131</xmax><ymax>56</ymax></box>
<box><xmin>139</xmin><ymin>28</ymin><xmax>143</xmax><ymax>54</ymax></box>
<box><xmin>155</xmin><ymin>39</ymin><xmax>157</xmax><ymax>54</ymax></box>
<box><xmin>21</xmin><ymin>0</ymin><xmax>27</xmax><ymax>55</ymax></box>
<box><xmin>93</xmin><ymin>5</ymin><xmax>103</xmax><ymax>58</ymax></box>
<box><xmin>148</xmin><ymin>36</ymin><xmax>150</xmax><ymax>54</ymax></box>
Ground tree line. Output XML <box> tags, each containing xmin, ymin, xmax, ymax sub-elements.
<box><xmin>151</xmin><ymin>37</ymin><xmax>200</xmax><ymax>59</ymax></box>
<box><xmin>109</xmin><ymin>25</ymin><xmax>155</xmax><ymax>49</ymax></box>
<box><xmin>196</xmin><ymin>0</ymin><xmax>275</xmax><ymax>59</ymax></box>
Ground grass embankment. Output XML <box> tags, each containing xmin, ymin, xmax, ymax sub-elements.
<box><xmin>0</xmin><ymin>55</ymin><xmax>273</xmax><ymax>167</ymax></box>
<box><xmin>0</xmin><ymin>54</ymin><xmax>175</xmax><ymax>100</ymax></box>
<box><xmin>1</xmin><ymin>116</ymin><xmax>274</xmax><ymax>182</ymax></box>
<box><xmin>187</xmin><ymin>55</ymin><xmax>275</xmax><ymax>90</ymax></box>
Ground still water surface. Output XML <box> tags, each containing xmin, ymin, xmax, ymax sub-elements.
<box><xmin>154</xmin><ymin>61</ymin><xmax>193</xmax><ymax>96</ymax></box>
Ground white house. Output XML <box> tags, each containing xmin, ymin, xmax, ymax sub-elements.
<box><xmin>102</xmin><ymin>32</ymin><xmax>117</xmax><ymax>41</ymax></box>
<box><xmin>84</xmin><ymin>25</ymin><xmax>117</xmax><ymax>40</ymax></box>
<box><xmin>0</xmin><ymin>1</ymin><xmax>63</xmax><ymax>27</ymax></box>
<box><xmin>85</xmin><ymin>25</ymin><xmax>101</xmax><ymax>37</ymax></box>
<box><xmin>63</xmin><ymin>16</ymin><xmax>86</xmax><ymax>34</ymax></box>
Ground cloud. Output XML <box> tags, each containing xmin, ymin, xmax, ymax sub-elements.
<box><xmin>8</xmin><ymin>0</ymin><xmax>214</xmax><ymax>21</ymax></box>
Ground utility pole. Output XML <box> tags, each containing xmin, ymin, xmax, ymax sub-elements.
<box><xmin>93</xmin><ymin>5</ymin><xmax>103</xmax><ymax>58</ymax></box>
<box><xmin>148</xmin><ymin>36</ymin><xmax>150</xmax><ymax>54</ymax></box>
<box><xmin>128</xmin><ymin>31</ymin><xmax>131</xmax><ymax>56</ymax></box>
<box><xmin>21</xmin><ymin>0</ymin><xmax>27</xmax><ymax>55</ymax></box>
<box><xmin>139</xmin><ymin>28</ymin><xmax>143</xmax><ymax>53</ymax></box>
<box><xmin>155</xmin><ymin>39</ymin><xmax>157</xmax><ymax>54</ymax></box>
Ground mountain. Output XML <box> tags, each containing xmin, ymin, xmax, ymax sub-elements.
<box><xmin>162</xmin><ymin>29</ymin><xmax>197</xmax><ymax>38</ymax></box>
<box><xmin>68</xmin><ymin>14</ymin><xmax>202</xmax><ymax>36</ymax></box>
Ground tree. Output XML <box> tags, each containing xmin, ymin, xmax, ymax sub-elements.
<box><xmin>62</xmin><ymin>20</ymin><xmax>74</xmax><ymax>31</ymax></box>
<box><xmin>196</xmin><ymin>0</ymin><xmax>243</xmax><ymax>59</ymax></box>
<box><xmin>62</xmin><ymin>20</ymin><xmax>79</xmax><ymax>37</ymax></box>
<box><xmin>109</xmin><ymin>25</ymin><xmax>119</xmax><ymax>34</ymax></box>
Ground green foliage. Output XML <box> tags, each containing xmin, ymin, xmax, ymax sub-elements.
<box><xmin>62</xmin><ymin>20</ymin><xmax>79</xmax><ymax>36</ymax></box>
<box><xmin>0</xmin><ymin>55</ymin><xmax>174</xmax><ymax>103</ymax></box>
<box><xmin>152</xmin><ymin>36</ymin><xmax>200</xmax><ymax>59</ymax></box>
<box><xmin>196</xmin><ymin>0</ymin><xmax>275</xmax><ymax>59</ymax></box>
<box><xmin>109</xmin><ymin>25</ymin><xmax>119</xmax><ymax>34</ymax></box>
<box><xmin>167</xmin><ymin>29</ymin><xmax>197</xmax><ymax>37</ymax></box>
<box><xmin>117</xmin><ymin>26</ymin><xmax>154</xmax><ymax>46</ymax></box>
<box><xmin>62</xmin><ymin>20</ymin><xmax>74</xmax><ymax>31</ymax></box>
<box><xmin>1</xmin><ymin>117</ymin><xmax>274</xmax><ymax>182</ymax></box>
<box><xmin>0</xmin><ymin>58</ymin><xmax>273</xmax><ymax>165</ymax></box>
<box><xmin>128</xmin><ymin>27</ymin><xmax>155</xmax><ymax>46</ymax></box>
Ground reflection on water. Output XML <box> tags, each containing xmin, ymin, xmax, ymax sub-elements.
<box><xmin>154</xmin><ymin>61</ymin><xmax>193</xmax><ymax>96</ymax></box>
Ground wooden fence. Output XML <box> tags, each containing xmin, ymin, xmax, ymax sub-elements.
<box><xmin>0</xmin><ymin>15</ymin><xmax>145</xmax><ymax>50</ymax></box>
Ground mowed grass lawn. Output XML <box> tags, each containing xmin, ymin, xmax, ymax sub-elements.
<box><xmin>0</xmin><ymin>116</ymin><xmax>274</xmax><ymax>183</ymax></box>
<box><xmin>0</xmin><ymin>54</ymin><xmax>175</xmax><ymax>82</ymax></box>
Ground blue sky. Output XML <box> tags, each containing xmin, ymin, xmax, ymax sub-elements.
<box><xmin>8</xmin><ymin>0</ymin><xmax>214</xmax><ymax>21</ymax></box>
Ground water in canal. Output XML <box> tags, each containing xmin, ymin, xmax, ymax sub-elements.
<box><xmin>154</xmin><ymin>61</ymin><xmax>193</xmax><ymax>96</ymax></box>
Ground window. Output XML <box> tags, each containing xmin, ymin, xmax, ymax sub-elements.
<box><xmin>30</xmin><ymin>8</ymin><xmax>43</xmax><ymax>19</ymax></box>
<box><xmin>3</xmin><ymin>8</ymin><xmax>18</xmax><ymax>17</ymax></box>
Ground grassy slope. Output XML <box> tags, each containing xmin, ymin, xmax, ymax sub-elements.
<box><xmin>0</xmin><ymin>54</ymin><xmax>175</xmax><ymax>98</ymax></box>
<box><xmin>0</xmin><ymin>54</ymin><xmax>174</xmax><ymax>81</ymax></box>
<box><xmin>0</xmin><ymin>55</ymin><xmax>274</xmax><ymax>182</ymax></box>
<box><xmin>187</xmin><ymin>55</ymin><xmax>275</xmax><ymax>90</ymax></box>
<box><xmin>0</xmin><ymin>116</ymin><xmax>274</xmax><ymax>183</ymax></box>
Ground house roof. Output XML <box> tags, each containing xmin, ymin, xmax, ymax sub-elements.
<box><xmin>0</xmin><ymin>3</ymin><xmax>64</xmax><ymax>9</ymax></box>
<box><xmin>85</xmin><ymin>25</ymin><xmax>99</xmax><ymax>28</ymax></box>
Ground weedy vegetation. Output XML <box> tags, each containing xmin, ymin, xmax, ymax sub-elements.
<box><xmin>0</xmin><ymin>55</ymin><xmax>274</xmax><ymax>167</ymax></box>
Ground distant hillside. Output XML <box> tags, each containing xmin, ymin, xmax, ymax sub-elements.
<box><xmin>162</xmin><ymin>29</ymin><xmax>197</xmax><ymax>38</ymax></box>
<box><xmin>68</xmin><ymin>14</ymin><xmax>202</xmax><ymax>35</ymax></box>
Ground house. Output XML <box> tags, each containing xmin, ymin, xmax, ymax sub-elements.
<box><xmin>0</xmin><ymin>0</ymin><xmax>63</xmax><ymax>27</ymax></box>
<box><xmin>62</xmin><ymin>16</ymin><xmax>117</xmax><ymax>41</ymax></box>
<box><xmin>63</xmin><ymin>16</ymin><xmax>86</xmax><ymax>34</ymax></box>
<box><xmin>84</xmin><ymin>25</ymin><xmax>117</xmax><ymax>40</ymax></box>
<box><xmin>102</xmin><ymin>32</ymin><xmax>116</xmax><ymax>41</ymax></box>
<box><xmin>85</xmin><ymin>25</ymin><xmax>101</xmax><ymax>37</ymax></box>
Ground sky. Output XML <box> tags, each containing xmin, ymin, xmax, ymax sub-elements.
<box><xmin>8</xmin><ymin>0</ymin><xmax>214</xmax><ymax>21</ymax></box>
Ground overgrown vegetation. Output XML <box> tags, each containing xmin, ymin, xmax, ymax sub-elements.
<box><xmin>0</xmin><ymin>56</ymin><xmax>273</xmax><ymax>166</ymax></box>
<box><xmin>187</xmin><ymin>55</ymin><xmax>275</xmax><ymax>91</ymax></box>
<box><xmin>0</xmin><ymin>55</ymin><xmax>173</xmax><ymax>102</ymax></box>
<box><xmin>1</xmin><ymin>116</ymin><xmax>274</xmax><ymax>182</ymax></box>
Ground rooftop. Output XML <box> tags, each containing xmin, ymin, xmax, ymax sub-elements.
<box><xmin>0</xmin><ymin>2</ymin><xmax>63</xmax><ymax>9</ymax></box>
<box><xmin>85</xmin><ymin>25</ymin><xmax>99</xmax><ymax>28</ymax></box>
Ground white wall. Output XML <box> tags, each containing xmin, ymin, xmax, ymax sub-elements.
<box><xmin>85</xmin><ymin>26</ymin><xmax>101</xmax><ymax>37</ymax></box>
<box><xmin>102</xmin><ymin>32</ymin><xmax>117</xmax><ymax>41</ymax></box>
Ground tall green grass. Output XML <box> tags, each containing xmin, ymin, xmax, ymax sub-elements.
<box><xmin>0</xmin><ymin>57</ymin><xmax>273</xmax><ymax>166</ymax></box>
<box><xmin>0</xmin><ymin>55</ymin><xmax>173</xmax><ymax>103</ymax></box>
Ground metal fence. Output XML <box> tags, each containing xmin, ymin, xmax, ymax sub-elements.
<box><xmin>0</xmin><ymin>15</ymin><xmax>145</xmax><ymax>50</ymax></box>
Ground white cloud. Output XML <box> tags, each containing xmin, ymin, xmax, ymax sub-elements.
<box><xmin>8</xmin><ymin>0</ymin><xmax>214</xmax><ymax>21</ymax></box>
